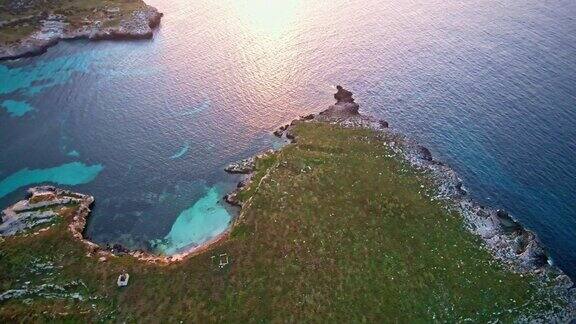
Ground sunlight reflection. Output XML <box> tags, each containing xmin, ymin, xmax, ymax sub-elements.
<box><xmin>234</xmin><ymin>0</ymin><xmax>301</xmax><ymax>39</ymax></box>
<box><xmin>225</xmin><ymin>0</ymin><xmax>307</xmax><ymax>109</ymax></box>
<box><xmin>152</xmin><ymin>0</ymin><xmax>312</xmax><ymax>129</ymax></box>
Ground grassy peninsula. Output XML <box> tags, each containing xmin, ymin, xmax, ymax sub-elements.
<box><xmin>0</xmin><ymin>120</ymin><xmax>571</xmax><ymax>321</ymax></box>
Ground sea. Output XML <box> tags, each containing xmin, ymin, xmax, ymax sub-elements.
<box><xmin>1</xmin><ymin>0</ymin><xmax>574</xmax><ymax>277</ymax></box>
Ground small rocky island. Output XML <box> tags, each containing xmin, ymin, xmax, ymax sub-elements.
<box><xmin>0</xmin><ymin>0</ymin><xmax>162</xmax><ymax>60</ymax></box>
<box><xmin>0</xmin><ymin>87</ymin><xmax>574</xmax><ymax>321</ymax></box>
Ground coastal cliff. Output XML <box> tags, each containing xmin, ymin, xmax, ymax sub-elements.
<box><xmin>0</xmin><ymin>0</ymin><xmax>162</xmax><ymax>60</ymax></box>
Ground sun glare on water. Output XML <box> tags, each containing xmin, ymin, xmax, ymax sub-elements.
<box><xmin>220</xmin><ymin>1</ymin><xmax>307</xmax><ymax>108</ymax></box>
<box><xmin>234</xmin><ymin>0</ymin><xmax>301</xmax><ymax>39</ymax></box>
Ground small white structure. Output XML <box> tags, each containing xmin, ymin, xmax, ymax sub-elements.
<box><xmin>218</xmin><ymin>253</ymin><xmax>229</xmax><ymax>268</ymax></box>
<box><xmin>117</xmin><ymin>273</ymin><xmax>129</xmax><ymax>287</ymax></box>
<box><xmin>211</xmin><ymin>253</ymin><xmax>230</xmax><ymax>269</ymax></box>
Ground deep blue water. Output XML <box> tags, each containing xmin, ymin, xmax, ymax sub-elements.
<box><xmin>0</xmin><ymin>0</ymin><xmax>574</xmax><ymax>276</ymax></box>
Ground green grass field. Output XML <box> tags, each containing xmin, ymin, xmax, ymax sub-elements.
<box><xmin>0</xmin><ymin>122</ymin><xmax>565</xmax><ymax>322</ymax></box>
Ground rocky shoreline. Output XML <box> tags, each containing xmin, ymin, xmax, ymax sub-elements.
<box><xmin>0</xmin><ymin>5</ymin><xmax>162</xmax><ymax>61</ymax></box>
<box><xmin>224</xmin><ymin>86</ymin><xmax>575</xmax><ymax>319</ymax></box>
<box><xmin>0</xmin><ymin>186</ymin><xmax>229</xmax><ymax>264</ymax></box>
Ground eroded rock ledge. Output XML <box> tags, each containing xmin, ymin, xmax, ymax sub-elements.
<box><xmin>0</xmin><ymin>4</ymin><xmax>162</xmax><ymax>60</ymax></box>
<box><xmin>0</xmin><ymin>186</ymin><xmax>92</xmax><ymax>236</ymax></box>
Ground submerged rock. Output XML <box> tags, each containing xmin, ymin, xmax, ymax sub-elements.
<box><xmin>417</xmin><ymin>145</ymin><xmax>433</xmax><ymax>161</ymax></box>
<box><xmin>223</xmin><ymin>193</ymin><xmax>241</xmax><ymax>206</ymax></box>
<box><xmin>495</xmin><ymin>209</ymin><xmax>522</xmax><ymax>233</ymax></box>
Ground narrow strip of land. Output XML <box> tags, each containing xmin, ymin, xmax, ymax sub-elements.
<box><xmin>0</xmin><ymin>0</ymin><xmax>162</xmax><ymax>60</ymax></box>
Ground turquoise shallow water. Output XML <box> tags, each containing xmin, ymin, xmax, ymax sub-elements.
<box><xmin>1</xmin><ymin>100</ymin><xmax>34</xmax><ymax>117</ymax></box>
<box><xmin>0</xmin><ymin>0</ymin><xmax>574</xmax><ymax>276</ymax></box>
<box><xmin>0</xmin><ymin>54</ymin><xmax>93</xmax><ymax>96</ymax></box>
<box><xmin>0</xmin><ymin>162</ymin><xmax>103</xmax><ymax>199</ymax></box>
<box><xmin>155</xmin><ymin>186</ymin><xmax>231</xmax><ymax>255</ymax></box>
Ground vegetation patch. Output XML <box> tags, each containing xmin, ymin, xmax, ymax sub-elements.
<box><xmin>0</xmin><ymin>0</ymin><xmax>150</xmax><ymax>44</ymax></box>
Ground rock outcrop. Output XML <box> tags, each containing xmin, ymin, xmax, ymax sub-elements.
<box><xmin>0</xmin><ymin>186</ymin><xmax>93</xmax><ymax>236</ymax></box>
<box><xmin>222</xmin><ymin>149</ymin><xmax>276</xmax><ymax>207</ymax></box>
<box><xmin>273</xmin><ymin>124</ymin><xmax>290</xmax><ymax>137</ymax></box>
<box><xmin>224</xmin><ymin>157</ymin><xmax>255</xmax><ymax>174</ymax></box>
<box><xmin>334</xmin><ymin>85</ymin><xmax>355</xmax><ymax>103</ymax></box>
<box><xmin>319</xmin><ymin>85</ymin><xmax>360</xmax><ymax>118</ymax></box>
